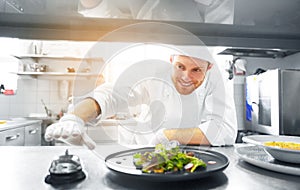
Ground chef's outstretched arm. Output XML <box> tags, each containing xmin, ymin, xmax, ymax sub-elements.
<box><xmin>150</xmin><ymin>73</ymin><xmax>237</xmax><ymax>146</ymax></box>
<box><xmin>44</xmin><ymin>98</ymin><xmax>101</xmax><ymax>150</ymax></box>
<box><xmin>163</xmin><ymin>128</ymin><xmax>211</xmax><ymax>145</ymax></box>
<box><xmin>71</xmin><ymin>97</ymin><xmax>101</xmax><ymax>122</ymax></box>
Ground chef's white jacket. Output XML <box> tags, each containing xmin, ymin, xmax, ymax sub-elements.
<box><xmin>90</xmin><ymin>60</ymin><xmax>237</xmax><ymax>146</ymax></box>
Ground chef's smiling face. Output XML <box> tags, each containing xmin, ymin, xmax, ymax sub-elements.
<box><xmin>171</xmin><ymin>55</ymin><xmax>212</xmax><ymax>95</ymax></box>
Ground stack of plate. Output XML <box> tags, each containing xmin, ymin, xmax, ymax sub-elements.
<box><xmin>235</xmin><ymin>135</ymin><xmax>300</xmax><ymax>176</ymax></box>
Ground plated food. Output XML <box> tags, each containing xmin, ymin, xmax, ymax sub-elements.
<box><xmin>133</xmin><ymin>143</ymin><xmax>206</xmax><ymax>174</ymax></box>
<box><xmin>105</xmin><ymin>144</ymin><xmax>229</xmax><ymax>181</ymax></box>
<box><xmin>264</xmin><ymin>141</ymin><xmax>300</xmax><ymax>151</ymax></box>
<box><xmin>242</xmin><ymin>135</ymin><xmax>300</xmax><ymax>164</ymax></box>
<box><xmin>0</xmin><ymin>120</ymin><xmax>6</xmax><ymax>124</ymax></box>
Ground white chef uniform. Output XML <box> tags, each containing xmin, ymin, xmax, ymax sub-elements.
<box><xmin>90</xmin><ymin>59</ymin><xmax>237</xmax><ymax>146</ymax></box>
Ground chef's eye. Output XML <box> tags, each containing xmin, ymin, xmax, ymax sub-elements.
<box><xmin>193</xmin><ymin>68</ymin><xmax>202</xmax><ymax>72</ymax></box>
<box><xmin>177</xmin><ymin>64</ymin><xmax>185</xmax><ymax>70</ymax></box>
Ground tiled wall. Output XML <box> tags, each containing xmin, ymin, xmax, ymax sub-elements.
<box><xmin>0</xmin><ymin>79</ymin><xmax>68</xmax><ymax>119</ymax></box>
<box><xmin>0</xmin><ymin>39</ymin><xmax>132</xmax><ymax>119</ymax></box>
<box><xmin>0</xmin><ymin>39</ymin><xmax>95</xmax><ymax>119</ymax></box>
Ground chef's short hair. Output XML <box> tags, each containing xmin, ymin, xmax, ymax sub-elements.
<box><xmin>170</xmin><ymin>54</ymin><xmax>212</xmax><ymax>65</ymax></box>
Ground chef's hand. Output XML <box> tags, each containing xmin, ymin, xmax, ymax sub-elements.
<box><xmin>44</xmin><ymin>114</ymin><xmax>96</xmax><ymax>150</ymax></box>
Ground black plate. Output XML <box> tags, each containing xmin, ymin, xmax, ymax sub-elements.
<box><xmin>105</xmin><ymin>147</ymin><xmax>229</xmax><ymax>181</ymax></box>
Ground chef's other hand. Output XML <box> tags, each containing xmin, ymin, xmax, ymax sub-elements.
<box><xmin>149</xmin><ymin>128</ymin><xmax>169</xmax><ymax>145</ymax></box>
<box><xmin>44</xmin><ymin>114</ymin><xmax>96</xmax><ymax>150</ymax></box>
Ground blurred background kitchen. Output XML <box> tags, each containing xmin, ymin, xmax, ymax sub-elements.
<box><xmin>0</xmin><ymin>0</ymin><xmax>299</xmax><ymax>146</ymax></box>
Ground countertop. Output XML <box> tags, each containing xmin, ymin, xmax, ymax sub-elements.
<box><xmin>0</xmin><ymin>144</ymin><xmax>299</xmax><ymax>190</ymax></box>
<box><xmin>0</xmin><ymin>120</ymin><xmax>42</xmax><ymax>132</ymax></box>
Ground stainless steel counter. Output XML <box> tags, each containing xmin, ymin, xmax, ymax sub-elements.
<box><xmin>0</xmin><ymin>120</ymin><xmax>41</xmax><ymax>132</ymax></box>
<box><xmin>0</xmin><ymin>144</ymin><xmax>299</xmax><ymax>190</ymax></box>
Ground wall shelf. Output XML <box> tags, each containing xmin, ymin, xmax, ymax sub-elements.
<box><xmin>14</xmin><ymin>72</ymin><xmax>100</xmax><ymax>80</ymax></box>
<box><xmin>12</xmin><ymin>54</ymin><xmax>103</xmax><ymax>62</ymax></box>
<box><xmin>12</xmin><ymin>54</ymin><xmax>104</xmax><ymax>80</ymax></box>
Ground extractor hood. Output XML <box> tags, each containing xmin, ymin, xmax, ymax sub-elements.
<box><xmin>218</xmin><ymin>48</ymin><xmax>300</xmax><ymax>58</ymax></box>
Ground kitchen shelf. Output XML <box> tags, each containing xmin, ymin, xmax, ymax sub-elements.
<box><xmin>12</xmin><ymin>54</ymin><xmax>103</xmax><ymax>61</ymax></box>
<box><xmin>14</xmin><ymin>72</ymin><xmax>100</xmax><ymax>80</ymax></box>
<box><xmin>12</xmin><ymin>54</ymin><xmax>104</xmax><ymax>80</ymax></box>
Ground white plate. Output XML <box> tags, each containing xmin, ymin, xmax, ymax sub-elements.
<box><xmin>235</xmin><ymin>145</ymin><xmax>300</xmax><ymax>176</ymax></box>
<box><xmin>242</xmin><ymin>135</ymin><xmax>300</xmax><ymax>164</ymax></box>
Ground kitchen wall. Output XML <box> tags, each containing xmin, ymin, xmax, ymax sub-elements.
<box><xmin>0</xmin><ymin>39</ymin><xmax>96</xmax><ymax>119</ymax></box>
<box><xmin>0</xmin><ymin>79</ymin><xmax>64</xmax><ymax>119</ymax></box>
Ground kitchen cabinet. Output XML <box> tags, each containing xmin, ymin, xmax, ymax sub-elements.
<box><xmin>0</xmin><ymin>120</ymin><xmax>42</xmax><ymax>146</ymax></box>
<box><xmin>12</xmin><ymin>54</ymin><xmax>104</xmax><ymax>80</ymax></box>
<box><xmin>24</xmin><ymin>123</ymin><xmax>41</xmax><ymax>146</ymax></box>
<box><xmin>0</xmin><ymin>127</ymin><xmax>24</xmax><ymax>146</ymax></box>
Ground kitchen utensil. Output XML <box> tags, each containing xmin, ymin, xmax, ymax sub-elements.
<box><xmin>40</xmin><ymin>99</ymin><xmax>52</xmax><ymax>117</ymax></box>
<box><xmin>27</xmin><ymin>63</ymin><xmax>39</xmax><ymax>72</ymax></box>
<box><xmin>0</xmin><ymin>84</ymin><xmax>5</xmax><ymax>93</ymax></box>
<box><xmin>44</xmin><ymin>149</ymin><xmax>86</xmax><ymax>185</ymax></box>
<box><xmin>37</xmin><ymin>65</ymin><xmax>47</xmax><ymax>72</ymax></box>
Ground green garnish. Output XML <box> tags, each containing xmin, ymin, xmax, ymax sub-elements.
<box><xmin>133</xmin><ymin>143</ymin><xmax>206</xmax><ymax>174</ymax></box>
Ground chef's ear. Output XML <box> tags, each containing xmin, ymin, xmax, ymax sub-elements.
<box><xmin>207</xmin><ymin>62</ymin><xmax>213</xmax><ymax>70</ymax></box>
<box><xmin>170</xmin><ymin>55</ymin><xmax>174</xmax><ymax>64</ymax></box>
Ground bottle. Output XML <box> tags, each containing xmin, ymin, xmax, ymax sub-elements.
<box><xmin>0</xmin><ymin>84</ymin><xmax>5</xmax><ymax>94</ymax></box>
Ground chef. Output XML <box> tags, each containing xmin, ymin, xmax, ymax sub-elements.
<box><xmin>45</xmin><ymin>52</ymin><xmax>237</xmax><ymax>149</ymax></box>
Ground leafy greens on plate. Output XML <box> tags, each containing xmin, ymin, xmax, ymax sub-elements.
<box><xmin>133</xmin><ymin>143</ymin><xmax>206</xmax><ymax>174</ymax></box>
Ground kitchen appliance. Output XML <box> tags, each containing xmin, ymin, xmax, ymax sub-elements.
<box><xmin>44</xmin><ymin>149</ymin><xmax>86</xmax><ymax>185</ymax></box>
<box><xmin>245</xmin><ymin>69</ymin><xmax>300</xmax><ymax>136</ymax></box>
<box><xmin>218</xmin><ymin>48</ymin><xmax>300</xmax><ymax>58</ymax></box>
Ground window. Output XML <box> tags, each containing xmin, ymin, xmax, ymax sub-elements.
<box><xmin>0</xmin><ymin>37</ymin><xmax>20</xmax><ymax>92</ymax></box>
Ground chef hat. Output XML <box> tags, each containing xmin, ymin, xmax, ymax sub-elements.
<box><xmin>171</xmin><ymin>46</ymin><xmax>216</xmax><ymax>65</ymax></box>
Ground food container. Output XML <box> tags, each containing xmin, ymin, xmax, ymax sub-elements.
<box><xmin>27</xmin><ymin>63</ymin><xmax>47</xmax><ymax>72</ymax></box>
<box><xmin>37</xmin><ymin>65</ymin><xmax>47</xmax><ymax>72</ymax></box>
<box><xmin>3</xmin><ymin>89</ymin><xmax>14</xmax><ymax>95</ymax></box>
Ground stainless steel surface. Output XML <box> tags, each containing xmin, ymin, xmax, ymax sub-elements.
<box><xmin>49</xmin><ymin>149</ymin><xmax>83</xmax><ymax>174</ymax></box>
<box><xmin>0</xmin><ymin>120</ymin><xmax>42</xmax><ymax>146</ymax></box>
<box><xmin>0</xmin><ymin>119</ymin><xmax>41</xmax><ymax>131</ymax></box>
<box><xmin>10</xmin><ymin>117</ymin><xmax>55</xmax><ymax>146</ymax></box>
<box><xmin>0</xmin><ymin>127</ymin><xmax>24</xmax><ymax>145</ymax></box>
<box><xmin>280</xmin><ymin>70</ymin><xmax>300</xmax><ymax>135</ymax></box>
<box><xmin>0</xmin><ymin>0</ymin><xmax>299</xmax><ymax>49</ymax></box>
<box><xmin>24</xmin><ymin>123</ymin><xmax>41</xmax><ymax>146</ymax></box>
<box><xmin>218</xmin><ymin>48</ymin><xmax>300</xmax><ymax>58</ymax></box>
<box><xmin>0</xmin><ymin>144</ymin><xmax>299</xmax><ymax>190</ymax></box>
